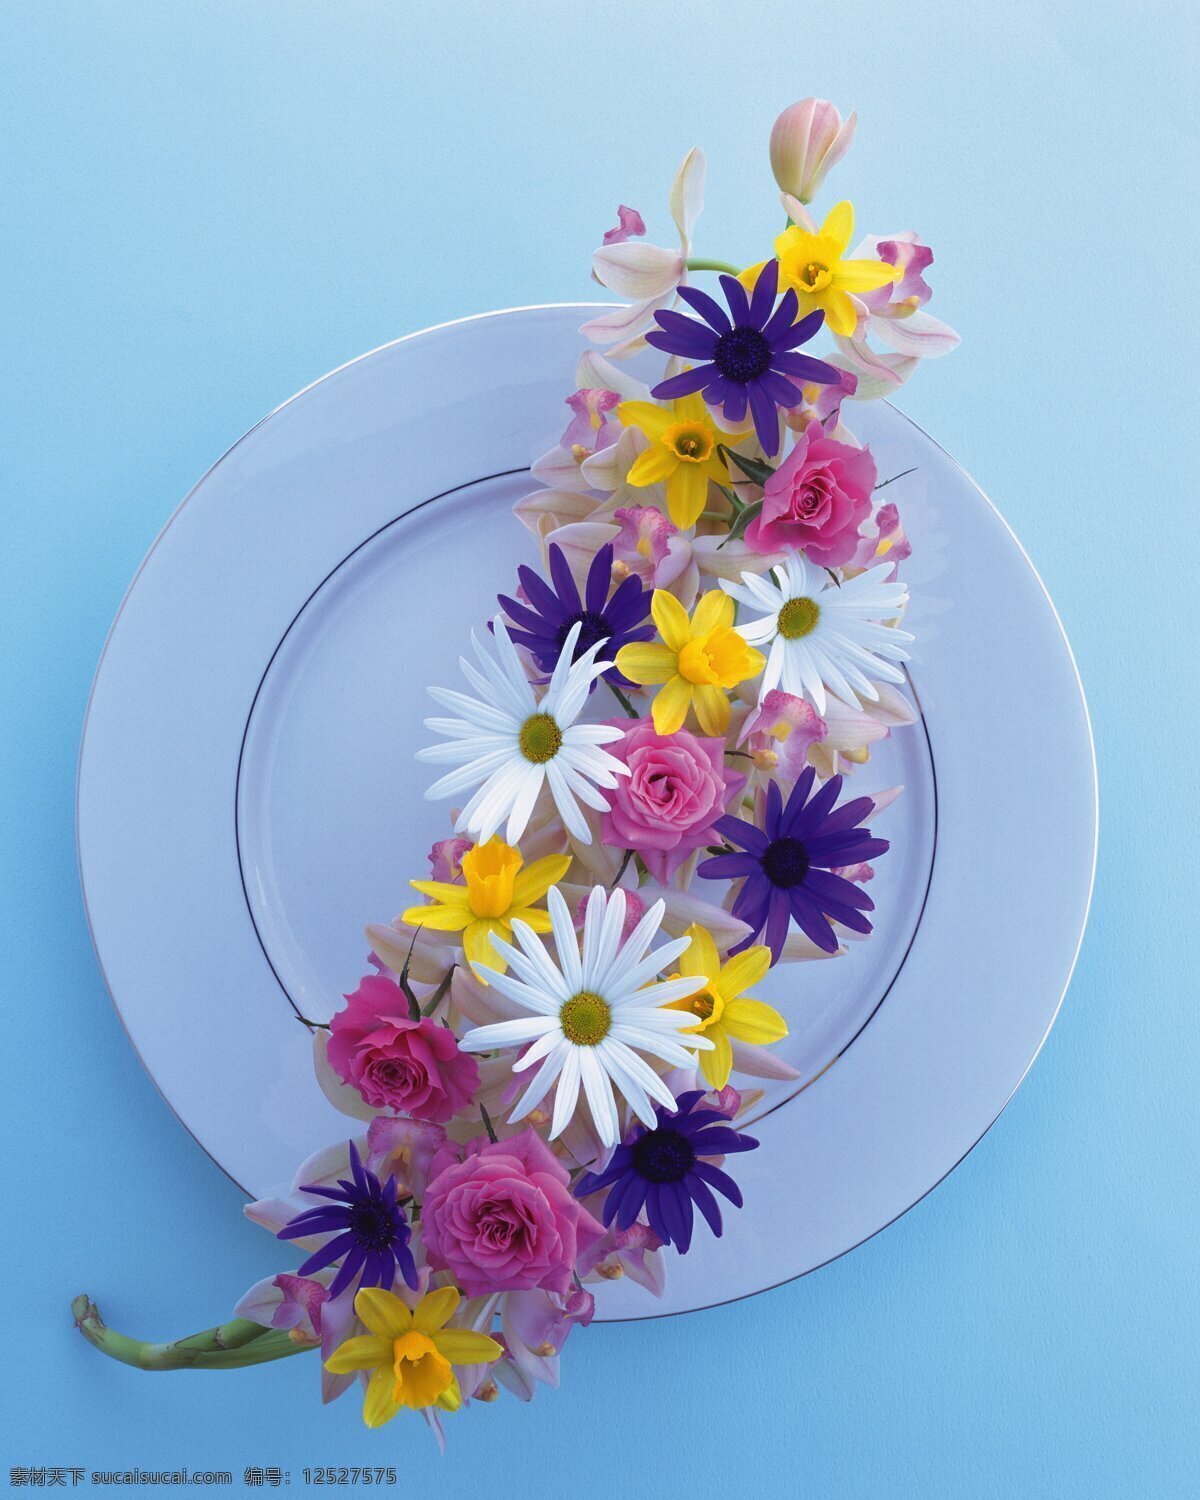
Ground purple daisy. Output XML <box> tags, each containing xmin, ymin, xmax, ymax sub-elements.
<box><xmin>698</xmin><ymin>768</ymin><xmax>888</xmax><ymax>962</ymax></box>
<box><xmin>573</xmin><ymin>1091</ymin><xmax>758</xmax><ymax>1254</ymax></box>
<box><xmin>498</xmin><ymin>540</ymin><xmax>653</xmax><ymax>687</ymax></box>
<box><xmin>277</xmin><ymin>1141</ymin><xmax>417</xmax><ymax>1300</ymax></box>
<box><xmin>646</xmin><ymin>259</ymin><xmax>839</xmax><ymax>455</ymax></box>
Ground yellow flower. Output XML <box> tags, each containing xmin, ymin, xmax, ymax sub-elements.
<box><xmin>325</xmin><ymin>1286</ymin><xmax>502</xmax><ymax>1427</ymax></box>
<box><xmin>618</xmin><ymin>393</ymin><xmax>745</xmax><ymax>528</ymax></box>
<box><xmin>740</xmin><ymin>201</ymin><xmax>897</xmax><ymax>337</ymax></box>
<box><xmin>615</xmin><ymin>589</ymin><xmax>764</xmax><ymax>737</ymax></box>
<box><xmin>402</xmin><ymin>837</ymin><xmax>570</xmax><ymax>980</ymax></box>
<box><xmin>667</xmin><ymin>924</ymin><xmax>787</xmax><ymax>1089</ymax></box>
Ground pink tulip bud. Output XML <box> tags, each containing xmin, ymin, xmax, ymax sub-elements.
<box><xmin>769</xmin><ymin>98</ymin><xmax>857</xmax><ymax>205</ymax></box>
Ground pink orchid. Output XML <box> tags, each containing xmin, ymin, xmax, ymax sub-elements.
<box><xmin>491</xmin><ymin>1286</ymin><xmax>596</xmax><ymax>1401</ymax></box>
<box><xmin>583</xmin><ymin>147</ymin><xmax>705</xmax><ymax>355</ymax></box>
<box><xmin>428</xmin><ymin>835</ymin><xmax>471</xmax><ymax>883</ymax></box>
<box><xmin>585</xmin><ymin>1221</ymin><xmax>668</xmax><ymax>1297</ymax></box>
<box><xmin>833</xmin><ymin>232</ymin><xmax>959</xmax><ymax>391</ymax></box>
<box><xmin>364</xmin><ymin>1115</ymin><xmax>448</xmax><ymax>1198</ymax></box>
<box><xmin>612</xmin><ymin>505</ymin><xmax>695</xmax><ymax>592</ymax></box>
<box><xmin>602</xmin><ymin>204</ymin><xmax>646</xmax><ymax>245</ymax></box>
<box><xmin>561</xmin><ymin>387</ymin><xmax>622</xmax><ymax>452</ymax></box>
<box><xmin>234</xmin><ymin>1271</ymin><xmax>328</xmax><ymax>1344</ymax></box>
<box><xmin>844</xmin><ymin>500</ymin><xmax>912</xmax><ymax>578</ymax></box>
<box><xmin>809</xmin><ymin>688</ymin><xmax>914</xmax><ymax>778</ymax></box>
<box><xmin>738</xmin><ymin>690</ymin><xmax>829</xmax><ymax>781</ymax></box>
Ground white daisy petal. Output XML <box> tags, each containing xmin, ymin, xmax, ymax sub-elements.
<box><xmin>595</xmin><ymin>1039</ymin><xmax>657</xmax><ymax>1127</ymax></box>
<box><xmin>471</xmin><ymin>958</ymin><xmax>563</xmax><ymax>1016</ymax></box>
<box><xmin>509</xmin><ymin>1040</ymin><xmax>569</xmax><ymax>1122</ymax></box>
<box><xmin>579</xmin><ymin>1047</ymin><xmax>619</xmax><ymax>1146</ymax></box>
<box><xmin>425</xmin><ymin>750</ymin><xmax>517</xmax><ymax>799</ymax></box>
<box><xmin>546</xmin><ymin>759</ymin><xmax>592</xmax><ymax>842</ymax></box>
<box><xmin>608</xmin><ymin>1023</ymin><xmax>711</xmax><ymax>1069</ymax></box>
<box><xmin>549</xmin><ymin>1047</ymin><xmax>583</xmax><ymax>1138</ymax></box>
<box><xmin>546</xmin><ymin>886</ymin><xmax>583</xmax><ymax>994</ymax></box>
<box><xmin>503</xmin><ymin>762</ymin><xmax>545</xmax><ymax>844</ymax></box>
<box><xmin>459</xmin><ymin>1015</ymin><xmax>560</xmax><ymax>1052</ymax></box>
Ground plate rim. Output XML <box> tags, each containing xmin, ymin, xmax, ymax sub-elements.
<box><xmin>76</xmin><ymin>304</ymin><xmax>1099</xmax><ymax>1319</ymax></box>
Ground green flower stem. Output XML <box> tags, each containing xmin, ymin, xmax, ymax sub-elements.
<box><xmin>685</xmin><ymin>257</ymin><xmax>741</xmax><ymax>276</ymax></box>
<box><xmin>71</xmin><ymin>1296</ymin><xmax>317</xmax><ymax>1371</ymax></box>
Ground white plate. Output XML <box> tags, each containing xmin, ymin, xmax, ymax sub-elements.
<box><xmin>77</xmin><ymin>306</ymin><xmax>1096</xmax><ymax>1319</ymax></box>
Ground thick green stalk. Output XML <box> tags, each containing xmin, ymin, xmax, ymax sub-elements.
<box><xmin>685</xmin><ymin>257</ymin><xmax>741</xmax><ymax>275</ymax></box>
<box><xmin>72</xmin><ymin>1296</ymin><xmax>317</xmax><ymax>1371</ymax></box>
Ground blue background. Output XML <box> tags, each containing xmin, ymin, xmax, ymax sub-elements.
<box><xmin>2</xmin><ymin>2</ymin><xmax>1197</xmax><ymax>1494</ymax></box>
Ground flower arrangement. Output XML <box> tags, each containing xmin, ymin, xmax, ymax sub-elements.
<box><xmin>74</xmin><ymin>97</ymin><xmax>957</xmax><ymax>1443</ymax></box>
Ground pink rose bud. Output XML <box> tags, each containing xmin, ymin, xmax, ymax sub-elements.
<box><xmin>769</xmin><ymin>98</ymin><xmax>857</xmax><ymax>205</ymax></box>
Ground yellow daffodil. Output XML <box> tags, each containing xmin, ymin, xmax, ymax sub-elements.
<box><xmin>325</xmin><ymin>1286</ymin><xmax>501</xmax><ymax>1427</ymax></box>
<box><xmin>618</xmin><ymin>393</ymin><xmax>745</xmax><ymax>529</ymax></box>
<box><xmin>402</xmin><ymin>837</ymin><xmax>570</xmax><ymax>979</ymax></box>
<box><xmin>740</xmin><ymin>201</ymin><xmax>897</xmax><ymax>337</ymax></box>
<box><xmin>667</xmin><ymin>924</ymin><xmax>787</xmax><ymax>1089</ymax></box>
<box><xmin>615</xmin><ymin>588</ymin><xmax>764</xmax><ymax>737</ymax></box>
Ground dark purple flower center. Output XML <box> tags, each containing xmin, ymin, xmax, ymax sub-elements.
<box><xmin>761</xmin><ymin>836</ymin><xmax>810</xmax><ymax>888</ymax></box>
<box><xmin>631</xmin><ymin>1127</ymin><xmax>696</xmax><ymax>1184</ymax></box>
<box><xmin>712</xmin><ymin>326</ymin><xmax>773</xmax><ymax>385</ymax></box>
<box><xmin>348</xmin><ymin>1198</ymin><xmax>398</xmax><ymax>1251</ymax></box>
<box><xmin>557</xmin><ymin>609</ymin><xmax>612</xmax><ymax>656</ymax></box>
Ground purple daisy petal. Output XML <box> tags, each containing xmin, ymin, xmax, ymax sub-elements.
<box><xmin>718</xmin><ymin>273</ymin><xmax>752</xmax><ymax>324</ymax></box>
<box><xmin>748</xmin><ymin>380</ymin><xmax>782</xmax><ymax>454</ymax></box>
<box><xmin>585</xmin><ymin>543</ymin><xmax>614</xmax><ymax>615</ymax></box>
<box><xmin>548</xmin><ymin>544</ymin><xmax>581</xmax><ymax>613</ymax></box>
<box><xmin>761</xmin><ymin>288</ymin><xmax>803</xmax><ymax>344</ymax></box>
<box><xmin>691</xmin><ymin>1160</ymin><xmax>744</xmax><ymax>1208</ymax></box>
<box><xmin>697</xmin><ymin>851</ymin><xmax>763</xmax><ymax>881</ymax></box>
<box><xmin>678</xmin><ymin>281</ymin><xmax>733</xmax><ymax>333</ymax></box>
<box><xmin>748</xmin><ymin>258</ymin><xmax>779</xmax><ymax>325</ymax></box>
<box><xmin>757</xmin><ymin>369</ymin><xmax>806</xmax><ymax>409</ymax></box>
<box><xmin>776</xmin><ymin>308</ymin><xmax>826</xmax><ymax>350</ymax></box>
<box><xmin>786</xmin><ymin>887</ymin><xmax>841</xmax><ymax>952</ymax></box>
<box><xmin>652</xmin><ymin>364</ymin><xmax>718</xmax><ymax>401</ymax></box>
<box><xmin>687</xmin><ymin>1173</ymin><xmax>725</xmax><ymax>1237</ymax></box>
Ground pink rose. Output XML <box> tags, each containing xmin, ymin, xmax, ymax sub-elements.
<box><xmin>422</xmin><ymin>1129</ymin><xmax>605</xmax><ymax>1297</ymax></box>
<box><xmin>327</xmin><ymin>975</ymin><xmax>479</xmax><ymax>1123</ymax></box>
<box><xmin>746</xmin><ymin>421</ymin><xmax>876</xmax><ymax>566</ymax></box>
<box><xmin>602</xmin><ymin>717</ymin><xmax>745</xmax><ymax>883</ymax></box>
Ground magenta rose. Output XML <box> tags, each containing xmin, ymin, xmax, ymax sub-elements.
<box><xmin>602</xmin><ymin>717</ymin><xmax>746</xmax><ymax>883</ymax></box>
<box><xmin>421</xmin><ymin>1129</ymin><xmax>605</xmax><ymax>1297</ymax></box>
<box><xmin>745</xmin><ymin>421</ymin><xmax>876</xmax><ymax>565</ymax></box>
<box><xmin>327</xmin><ymin>974</ymin><xmax>479</xmax><ymax>1123</ymax></box>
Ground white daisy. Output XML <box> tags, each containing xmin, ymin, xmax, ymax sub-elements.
<box><xmin>459</xmin><ymin>885</ymin><xmax>712</xmax><ymax>1148</ymax></box>
<box><xmin>418</xmin><ymin>618</ymin><xmax>629</xmax><ymax>846</ymax></box>
<box><xmin>722</xmin><ymin>551</ymin><xmax>913</xmax><ymax>714</ymax></box>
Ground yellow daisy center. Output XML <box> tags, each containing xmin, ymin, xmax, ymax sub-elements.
<box><xmin>663</xmin><ymin>421</ymin><xmax>714</xmax><ymax>464</ymax></box>
<box><xmin>518</xmin><ymin>712</ymin><xmax>562</xmax><ymax>764</ymax></box>
<box><xmin>560</xmin><ymin>991</ymin><xmax>611</xmax><ymax>1046</ymax></box>
<box><xmin>391</xmin><ymin>1330</ymin><xmax>453</xmax><ymax>1410</ymax></box>
<box><xmin>777</xmin><ymin>596</ymin><xmax>820</xmax><ymax>639</ymax></box>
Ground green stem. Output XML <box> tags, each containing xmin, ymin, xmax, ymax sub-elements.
<box><xmin>71</xmin><ymin>1296</ymin><xmax>316</xmax><ymax>1372</ymax></box>
<box><xmin>608</xmin><ymin>681</ymin><xmax>639</xmax><ymax>719</ymax></box>
<box><xmin>685</xmin><ymin>257</ymin><xmax>741</xmax><ymax>276</ymax></box>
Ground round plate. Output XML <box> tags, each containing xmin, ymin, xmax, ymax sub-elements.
<box><xmin>78</xmin><ymin>306</ymin><xmax>1096</xmax><ymax>1319</ymax></box>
